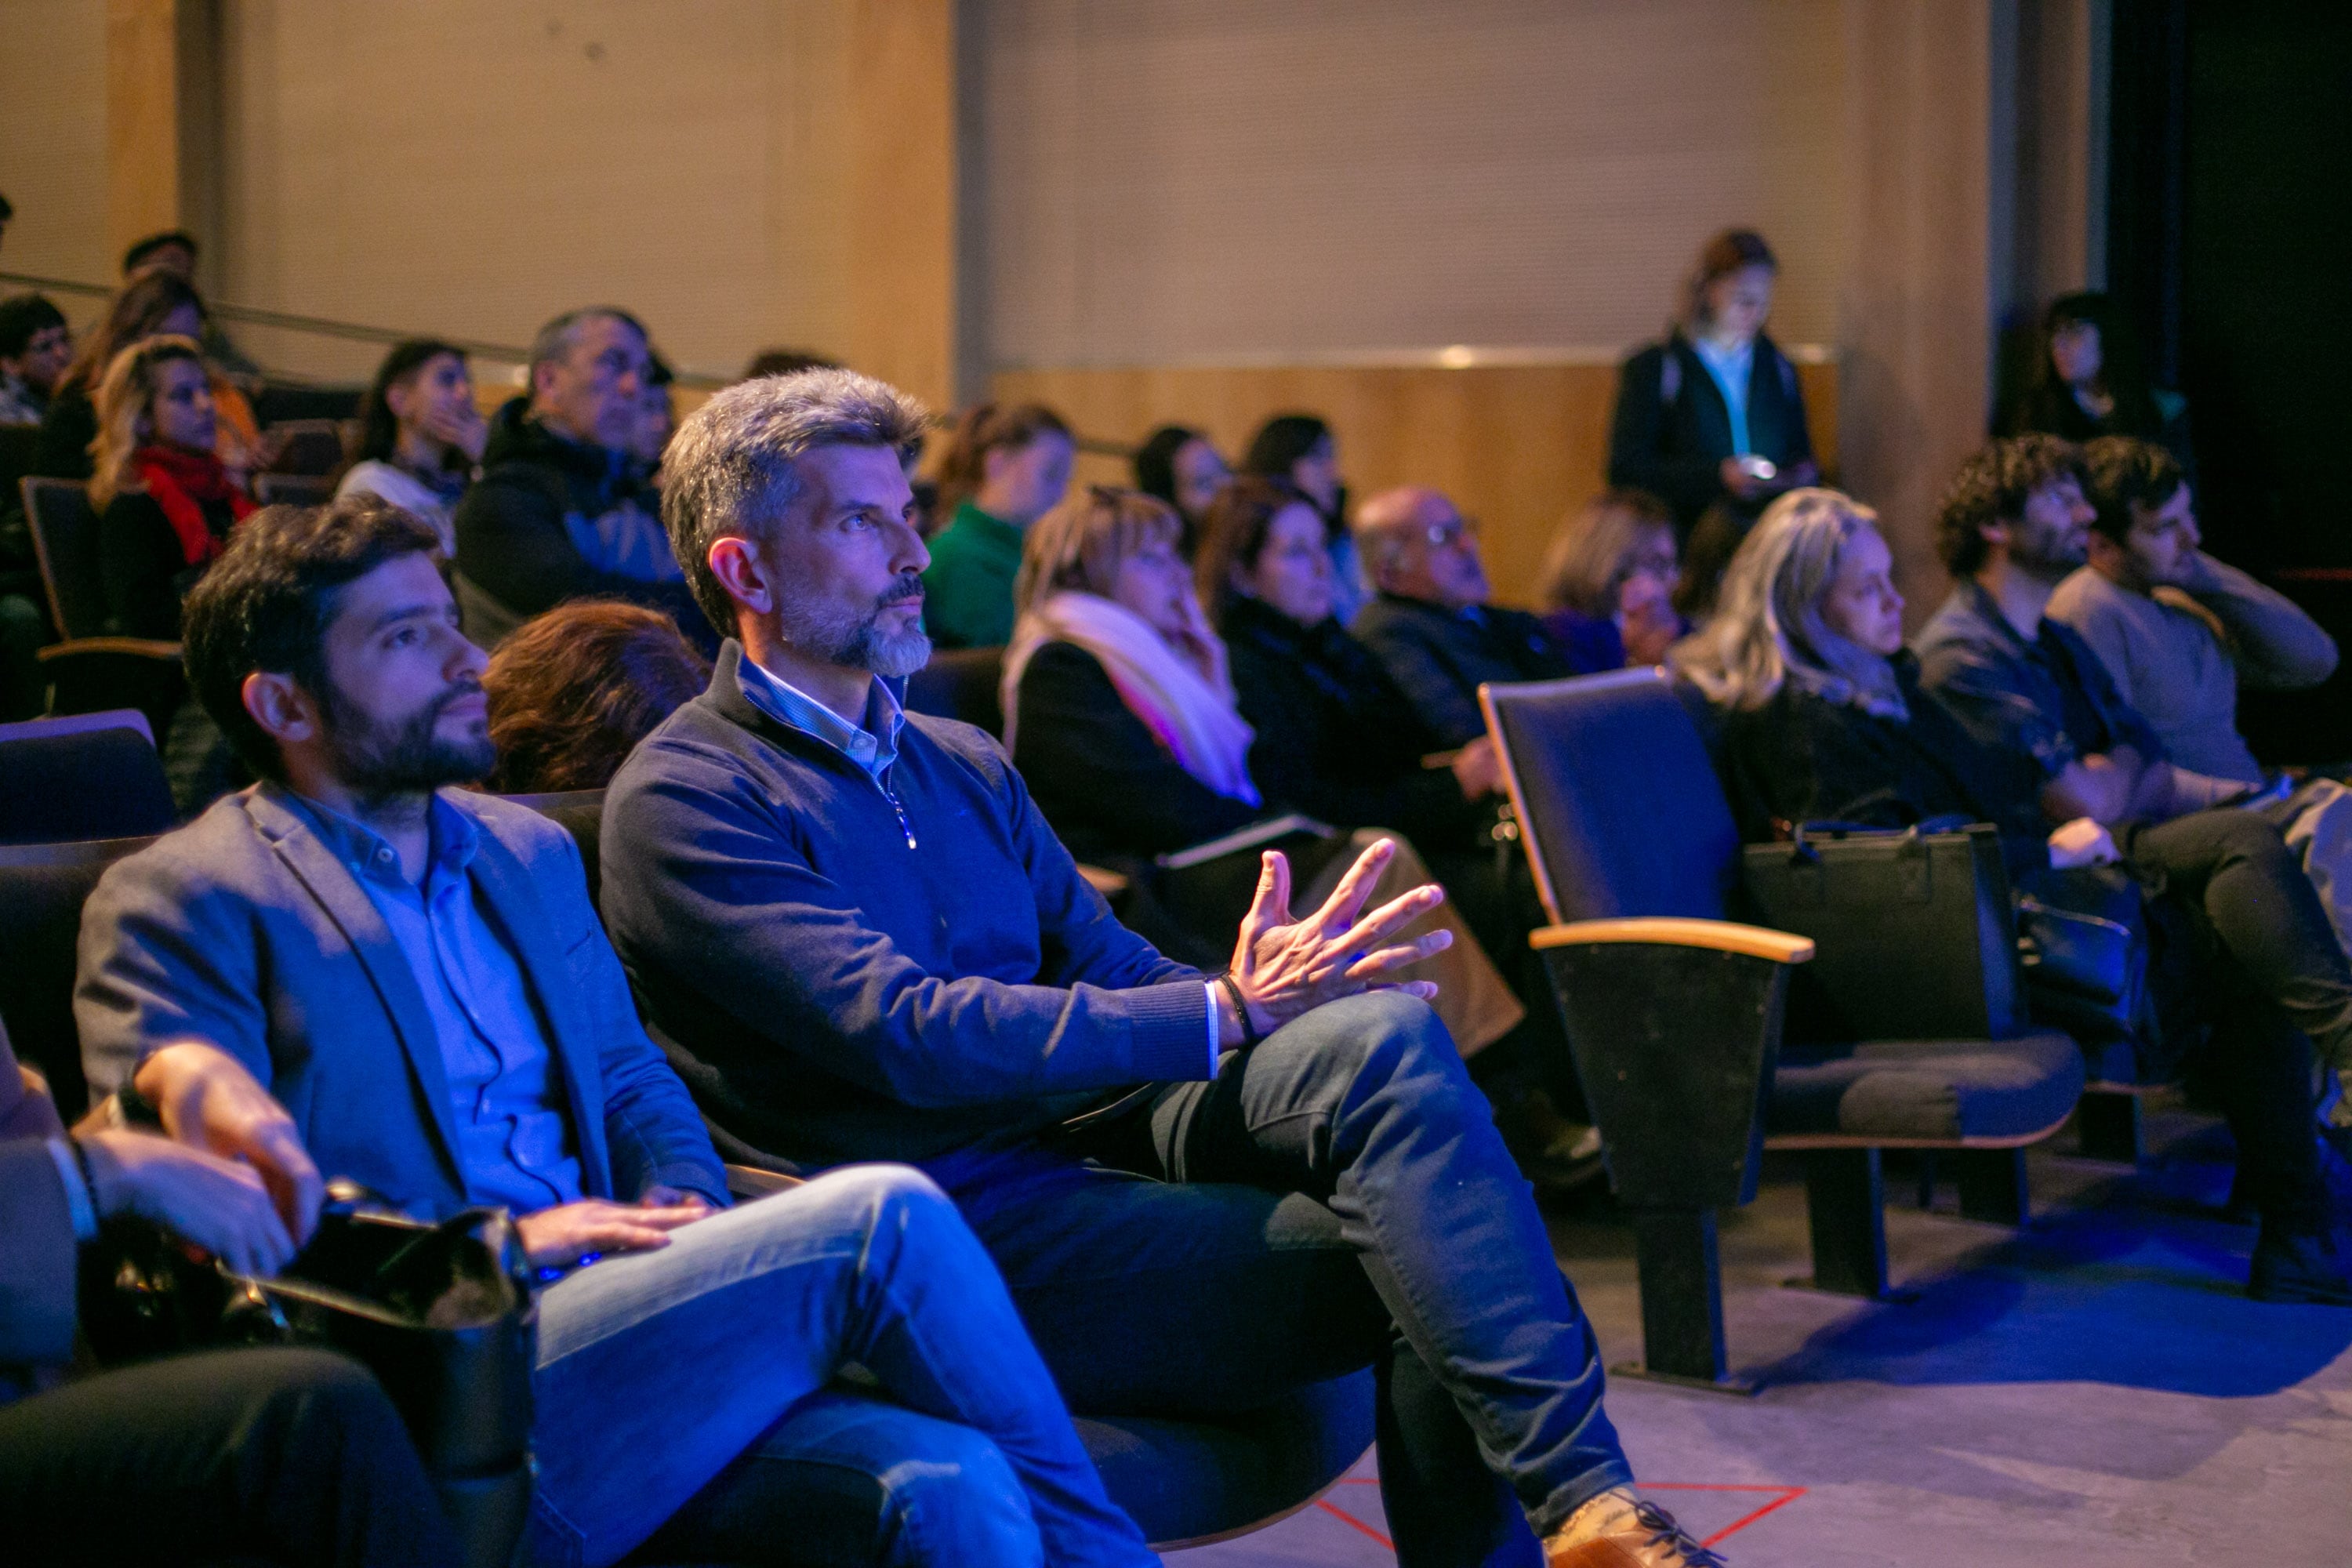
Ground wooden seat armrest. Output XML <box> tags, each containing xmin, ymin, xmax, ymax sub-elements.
<box><xmin>724</xmin><ymin>1162</ymin><xmax>805</xmax><ymax>1200</ymax></box>
<box><xmin>1530</xmin><ymin>917</ymin><xmax>1814</xmax><ymax>965</ymax></box>
<box><xmin>37</xmin><ymin>637</ymin><xmax>183</xmax><ymax>662</ymax></box>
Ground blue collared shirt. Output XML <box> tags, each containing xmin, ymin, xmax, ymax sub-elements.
<box><xmin>1692</xmin><ymin>336</ymin><xmax>1756</xmax><ymax>456</ymax></box>
<box><xmin>285</xmin><ymin>789</ymin><xmax>585</xmax><ymax>1214</ymax></box>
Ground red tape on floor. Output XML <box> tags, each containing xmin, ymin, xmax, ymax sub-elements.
<box><xmin>1312</xmin><ymin>1478</ymin><xmax>1808</xmax><ymax>1554</ymax></box>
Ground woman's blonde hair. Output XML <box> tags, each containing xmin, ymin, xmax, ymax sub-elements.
<box><xmin>1668</xmin><ymin>487</ymin><xmax>1906</xmax><ymax>717</ymax></box>
<box><xmin>1538</xmin><ymin>488</ymin><xmax>1675</xmax><ymax>617</ymax></box>
<box><xmin>1013</xmin><ymin>485</ymin><xmax>1182</xmax><ymax>615</ymax></box>
<box><xmin>89</xmin><ymin>335</ymin><xmax>205</xmax><ymax>510</ymax></box>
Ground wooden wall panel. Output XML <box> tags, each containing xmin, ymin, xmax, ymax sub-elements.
<box><xmin>992</xmin><ymin>358</ymin><xmax>1838</xmax><ymax>610</ymax></box>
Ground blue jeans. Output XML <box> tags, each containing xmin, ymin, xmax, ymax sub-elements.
<box><xmin>525</xmin><ymin>1164</ymin><xmax>1157</xmax><ymax>1568</ymax></box>
<box><xmin>934</xmin><ymin>992</ymin><xmax>1632</xmax><ymax>1567</ymax></box>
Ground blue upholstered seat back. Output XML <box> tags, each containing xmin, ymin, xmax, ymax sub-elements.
<box><xmin>1483</xmin><ymin>668</ymin><xmax>1740</xmax><ymax>923</ymax></box>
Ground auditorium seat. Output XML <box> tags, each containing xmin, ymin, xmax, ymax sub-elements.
<box><xmin>1483</xmin><ymin>667</ymin><xmax>2084</xmax><ymax>1388</ymax></box>
<box><xmin>903</xmin><ymin>645</ymin><xmax>1004</xmax><ymax>735</ymax></box>
<box><xmin>20</xmin><ymin>476</ymin><xmax>187</xmax><ymax>735</ymax></box>
<box><xmin>0</xmin><ymin>713</ymin><xmax>177</xmax><ymax>844</ymax></box>
<box><xmin>497</xmin><ymin>787</ymin><xmax>608</xmax><ymax>903</ymax></box>
<box><xmin>0</xmin><ymin>834</ymin><xmax>158</xmax><ymax>1120</ymax></box>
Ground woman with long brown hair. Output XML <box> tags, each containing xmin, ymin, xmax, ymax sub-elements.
<box><xmin>34</xmin><ymin>270</ymin><xmax>208</xmax><ymax>481</ymax></box>
<box><xmin>920</xmin><ymin>401</ymin><xmax>1073</xmax><ymax>647</ymax></box>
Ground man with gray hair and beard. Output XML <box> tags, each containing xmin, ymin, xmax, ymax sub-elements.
<box><xmin>601</xmin><ymin>368</ymin><xmax>1727</xmax><ymax>1568</ymax></box>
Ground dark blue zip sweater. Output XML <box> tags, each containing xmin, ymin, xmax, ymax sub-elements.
<box><xmin>599</xmin><ymin>641</ymin><xmax>1212</xmax><ymax>1172</ymax></box>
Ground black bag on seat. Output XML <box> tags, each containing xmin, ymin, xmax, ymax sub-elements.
<box><xmin>1741</xmin><ymin>822</ymin><xmax>2028</xmax><ymax>1042</ymax></box>
<box><xmin>82</xmin><ymin>1181</ymin><xmax>536</xmax><ymax>1568</ymax></box>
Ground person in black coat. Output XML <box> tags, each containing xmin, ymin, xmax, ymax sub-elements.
<box><xmin>449</xmin><ymin>309</ymin><xmax>709</xmax><ymax>649</ymax></box>
<box><xmin>1350</xmin><ymin>486</ymin><xmax>1574</xmax><ymax>748</ymax></box>
<box><xmin>33</xmin><ymin>270</ymin><xmax>208</xmax><ymax>482</ymax></box>
<box><xmin>1999</xmin><ymin>292</ymin><xmax>2196</xmax><ymax>487</ymax></box>
<box><xmin>1607</xmin><ymin>228</ymin><xmax>1819</xmax><ymax>537</ymax></box>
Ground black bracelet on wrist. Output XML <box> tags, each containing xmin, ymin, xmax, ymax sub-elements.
<box><xmin>1217</xmin><ymin>972</ymin><xmax>1262</xmax><ymax>1049</ymax></box>
<box><xmin>115</xmin><ymin>1080</ymin><xmax>164</xmax><ymax>1129</ymax></box>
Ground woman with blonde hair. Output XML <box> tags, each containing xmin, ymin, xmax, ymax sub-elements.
<box><xmin>1004</xmin><ymin>485</ymin><xmax>1530</xmax><ymax>1063</ymax></box>
<box><xmin>1537</xmin><ymin>488</ymin><xmax>1686</xmax><ymax>670</ymax></box>
<box><xmin>34</xmin><ymin>269</ymin><xmax>260</xmax><ymax>482</ymax></box>
<box><xmin>89</xmin><ymin>336</ymin><xmax>253</xmax><ymax>640</ymax></box>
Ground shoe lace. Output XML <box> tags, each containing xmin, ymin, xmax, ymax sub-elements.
<box><xmin>1631</xmin><ymin>1501</ymin><xmax>1729</xmax><ymax>1567</ymax></box>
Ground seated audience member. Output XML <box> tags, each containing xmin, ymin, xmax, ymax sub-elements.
<box><xmin>34</xmin><ymin>270</ymin><xmax>207</xmax><ymax>481</ymax></box>
<box><xmin>1537</xmin><ymin>488</ymin><xmax>1688</xmax><ymax>671</ymax></box>
<box><xmin>76</xmin><ymin>496</ymin><xmax>1162</xmax><ymax>1568</ymax></box>
<box><xmin>1201</xmin><ymin>477</ymin><xmax>1501</xmax><ymax>852</ymax></box>
<box><xmin>120</xmin><ymin>227</ymin><xmax>260</xmax><ymax>382</ymax></box>
<box><xmin>1352</xmin><ymin>485</ymin><xmax>1573</xmax><ymax>747</ymax></box>
<box><xmin>921</xmin><ymin>401</ymin><xmax>1073</xmax><ymax>648</ymax></box>
<box><xmin>485</xmin><ymin>600</ymin><xmax>710</xmax><ymax>793</ymax></box>
<box><xmin>451</xmin><ymin>307</ymin><xmax>706</xmax><ymax>650</ymax></box>
<box><xmin>2049</xmin><ymin>435</ymin><xmax>2336</xmax><ymax>782</ymax></box>
<box><xmin>1200</xmin><ymin>476</ymin><xmax>1598</xmax><ymax>1185</ymax></box>
<box><xmin>743</xmin><ymin>347</ymin><xmax>843</xmax><ymax>380</ymax></box>
<box><xmin>1919</xmin><ymin>439</ymin><xmax>2352</xmax><ymax>1196</ymax></box>
<box><xmin>89</xmin><ymin>336</ymin><xmax>252</xmax><ymax>641</ymax></box>
<box><xmin>633</xmin><ymin>351</ymin><xmax>677</xmax><ymax>473</ymax></box>
<box><xmin>2002</xmin><ymin>292</ymin><xmax>2194</xmax><ymax>482</ymax></box>
<box><xmin>1131</xmin><ymin>423</ymin><xmax>1229</xmax><ymax>554</ymax></box>
<box><xmin>1241</xmin><ymin>412</ymin><xmax>1365</xmax><ymax>624</ymax></box>
<box><xmin>1005</xmin><ymin>483</ymin><xmax>1526</xmax><ymax>1053</ymax></box>
<box><xmin>335</xmin><ymin>338</ymin><xmax>486</xmax><ymax>555</ymax></box>
<box><xmin>1607</xmin><ymin>228</ymin><xmax>1819</xmax><ymax>537</ymax></box>
<box><xmin>0</xmin><ymin>293</ymin><xmax>70</xmax><ymax>426</ymax></box>
<box><xmin>0</xmin><ymin>1019</ymin><xmax>460</xmax><ymax>1567</ymax></box>
<box><xmin>1002</xmin><ymin>485</ymin><xmax>1262</xmax><ymax>863</ymax></box>
<box><xmin>600</xmin><ymin>368</ymin><xmax>1725</xmax><ymax>1568</ymax></box>
<box><xmin>1676</xmin><ymin>487</ymin><xmax>2352</xmax><ymax>1304</ymax></box>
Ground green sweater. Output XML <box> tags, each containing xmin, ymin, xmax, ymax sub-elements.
<box><xmin>921</xmin><ymin>502</ymin><xmax>1024</xmax><ymax>648</ymax></box>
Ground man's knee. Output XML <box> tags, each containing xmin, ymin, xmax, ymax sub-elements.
<box><xmin>1312</xmin><ymin>990</ymin><xmax>1471</xmax><ymax>1094</ymax></box>
<box><xmin>872</xmin><ymin>1428</ymin><xmax>1043</xmax><ymax>1566</ymax></box>
<box><xmin>784</xmin><ymin>1163</ymin><xmax>974</xmax><ymax>1258</ymax></box>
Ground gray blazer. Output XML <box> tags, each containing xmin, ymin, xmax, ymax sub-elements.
<box><xmin>77</xmin><ymin>783</ymin><xmax>727</xmax><ymax>1219</ymax></box>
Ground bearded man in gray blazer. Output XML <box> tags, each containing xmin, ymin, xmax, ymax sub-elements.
<box><xmin>75</xmin><ymin>495</ymin><xmax>1158</xmax><ymax>1568</ymax></box>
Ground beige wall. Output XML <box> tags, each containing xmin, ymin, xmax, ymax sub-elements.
<box><xmin>0</xmin><ymin>0</ymin><xmax>113</xmax><ymax>317</ymax></box>
<box><xmin>970</xmin><ymin>0</ymin><xmax>1849</xmax><ymax>369</ymax></box>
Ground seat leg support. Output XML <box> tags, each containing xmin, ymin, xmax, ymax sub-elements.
<box><xmin>1954</xmin><ymin>1147</ymin><xmax>2030</xmax><ymax>1225</ymax></box>
<box><xmin>1802</xmin><ymin>1148</ymin><xmax>1893</xmax><ymax>1298</ymax></box>
<box><xmin>2076</xmin><ymin>1088</ymin><xmax>2143</xmax><ymax>1163</ymax></box>
<box><xmin>1626</xmin><ymin>1207</ymin><xmax>1741</xmax><ymax>1390</ymax></box>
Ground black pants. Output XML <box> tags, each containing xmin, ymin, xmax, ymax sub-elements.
<box><xmin>2125</xmin><ymin>808</ymin><xmax>2352</xmax><ymax>1226</ymax></box>
<box><xmin>0</xmin><ymin>1347</ymin><xmax>455</xmax><ymax>1568</ymax></box>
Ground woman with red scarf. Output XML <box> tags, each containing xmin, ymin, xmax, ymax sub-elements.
<box><xmin>89</xmin><ymin>336</ymin><xmax>254</xmax><ymax>639</ymax></box>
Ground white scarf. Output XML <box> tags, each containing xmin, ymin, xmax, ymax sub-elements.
<box><xmin>1002</xmin><ymin>590</ymin><xmax>1261</xmax><ymax>805</ymax></box>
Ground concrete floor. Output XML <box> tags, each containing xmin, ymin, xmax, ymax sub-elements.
<box><xmin>1178</xmin><ymin>1105</ymin><xmax>2352</xmax><ymax>1566</ymax></box>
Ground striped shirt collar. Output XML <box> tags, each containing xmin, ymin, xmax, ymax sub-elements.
<box><xmin>733</xmin><ymin>649</ymin><xmax>906</xmax><ymax>784</ymax></box>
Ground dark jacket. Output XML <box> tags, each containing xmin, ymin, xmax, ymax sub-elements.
<box><xmin>1912</xmin><ymin>582</ymin><xmax>2164</xmax><ymax>780</ymax></box>
<box><xmin>1352</xmin><ymin>593</ymin><xmax>1573</xmax><ymax>749</ymax></box>
<box><xmin>449</xmin><ymin>398</ymin><xmax>708</xmax><ymax>646</ymax></box>
<box><xmin>1222</xmin><ymin>595</ymin><xmax>1485</xmax><ymax>850</ymax></box>
<box><xmin>1</xmin><ymin>1023</ymin><xmax>75</xmax><ymax>1403</ymax></box>
<box><xmin>77</xmin><ymin>785</ymin><xmax>727</xmax><ymax>1218</ymax></box>
<box><xmin>598</xmin><ymin>641</ymin><xmax>1212</xmax><ymax>1173</ymax></box>
<box><xmin>1711</xmin><ymin>658</ymin><xmax>2053</xmax><ymax>879</ymax></box>
<box><xmin>1607</xmin><ymin>330</ymin><xmax>1814</xmax><ymax>531</ymax></box>
<box><xmin>99</xmin><ymin>489</ymin><xmax>233</xmax><ymax>639</ymax></box>
<box><xmin>32</xmin><ymin>386</ymin><xmax>97</xmax><ymax>481</ymax></box>
<box><xmin>1008</xmin><ymin>640</ymin><xmax>1261</xmax><ymax>864</ymax></box>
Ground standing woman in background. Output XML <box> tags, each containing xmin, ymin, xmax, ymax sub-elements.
<box><xmin>1243</xmin><ymin>412</ymin><xmax>1367</xmax><ymax>624</ymax></box>
<box><xmin>334</xmin><ymin>338</ymin><xmax>486</xmax><ymax>556</ymax></box>
<box><xmin>921</xmin><ymin>401</ymin><xmax>1074</xmax><ymax>647</ymax></box>
<box><xmin>1607</xmin><ymin>228</ymin><xmax>1819</xmax><ymax>540</ymax></box>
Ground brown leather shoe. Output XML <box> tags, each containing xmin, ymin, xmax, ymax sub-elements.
<box><xmin>1547</xmin><ymin>1498</ymin><xmax>1727</xmax><ymax>1566</ymax></box>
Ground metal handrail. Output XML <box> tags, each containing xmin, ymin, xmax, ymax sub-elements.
<box><xmin>0</xmin><ymin>270</ymin><xmax>729</xmax><ymax>389</ymax></box>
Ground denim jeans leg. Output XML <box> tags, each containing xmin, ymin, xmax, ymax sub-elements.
<box><xmin>634</xmin><ymin>1387</ymin><xmax>1046</xmax><ymax>1568</ymax></box>
<box><xmin>529</xmin><ymin>1164</ymin><xmax>1156</xmax><ymax>1568</ymax></box>
<box><xmin>1143</xmin><ymin>990</ymin><xmax>1632</xmax><ymax>1538</ymax></box>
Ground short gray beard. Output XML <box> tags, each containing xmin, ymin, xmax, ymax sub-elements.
<box><xmin>775</xmin><ymin>573</ymin><xmax>931</xmax><ymax>678</ymax></box>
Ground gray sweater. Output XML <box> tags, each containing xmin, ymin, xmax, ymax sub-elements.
<box><xmin>2045</xmin><ymin>556</ymin><xmax>2336</xmax><ymax>782</ymax></box>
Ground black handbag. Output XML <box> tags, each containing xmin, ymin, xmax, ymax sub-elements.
<box><xmin>1740</xmin><ymin>821</ymin><xmax>2030</xmax><ymax>1041</ymax></box>
<box><xmin>82</xmin><ymin>1182</ymin><xmax>537</xmax><ymax>1568</ymax></box>
<box><xmin>2015</xmin><ymin>894</ymin><xmax>2143</xmax><ymax>1036</ymax></box>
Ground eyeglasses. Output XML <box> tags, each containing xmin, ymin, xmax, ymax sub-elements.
<box><xmin>1417</xmin><ymin>515</ymin><xmax>1480</xmax><ymax>550</ymax></box>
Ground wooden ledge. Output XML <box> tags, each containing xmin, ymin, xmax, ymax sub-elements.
<box><xmin>38</xmin><ymin>637</ymin><xmax>182</xmax><ymax>661</ymax></box>
<box><xmin>1530</xmin><ymin>917</ymin><xmax>1814</xmax><ymax>965</ymax></box>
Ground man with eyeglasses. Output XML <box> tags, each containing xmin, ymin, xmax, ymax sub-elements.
<box><xmin>1352</xmin><ymin>486</ymin><xmax>1576</xmax><ymax>747</ymax></box>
